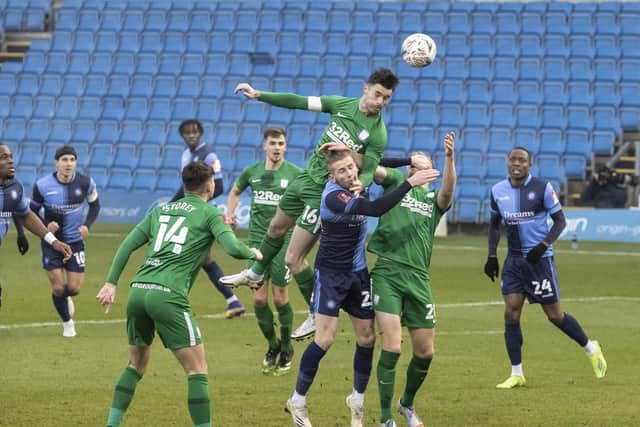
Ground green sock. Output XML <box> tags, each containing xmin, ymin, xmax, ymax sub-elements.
<box><xmin>377</xmin><ymin>350</ymin><xmax>400</xmax><ymax>423</ymax></box>
<box><xmin>250</xmin><ymin>235</ymin><xmax>285</xmax><ymax>275</ymax></box>
<box><xmin>276</xmin><ymin>302</ymin><xmax>293</xmax><ymax>353</ymax></box>
<box><xmin>106</xmin><ymin>367</ymin><xmax>142</xmax><ymax>427</ymax></box>
<box><xmin>293</xmin><ymin>267</ymin><xmax>315</xmax><ymax>308</ymax></box>
<box><xmin>400</xmin><ymin>355</ymin><xmax>432</xmax><ymax>408</ymax></box>
<box><xmin>254</xmin><ymin>303</ymin><xmax>278</xmax><ymax>350</ymax></box>
<box><xmin>188</xmin><ymin>374</ymin><xmax>211</xmax><ymax>427</ymax></box>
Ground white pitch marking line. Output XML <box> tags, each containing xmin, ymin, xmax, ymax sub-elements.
<box><xmin>1</xmin><ymin>296</ymin><xmax>637</xmax><ymax>331</ymax></box>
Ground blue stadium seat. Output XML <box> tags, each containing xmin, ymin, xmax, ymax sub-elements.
<box><xmin>137</xmin><ymin>145</ymin><xmax>162</xmax><ymax>169</ymax></box>
<box><xmin>22</xmin><ymin>52</ymin><xmax>46</xmax><ymax>74</ymax></box>
<box><xmin>255</xmin><ymin>32</ymin><xmax>278</xmax><ymax>55</ymax></box>
<box><xmin>414</xmin><ymin>103</ymin><xmax>438</xmax><ymax>128</ymax></box>
<box><xmin>122</xmin><ymin>10</ymin><xmax>144</xmax><ymax>31</ymax></box>
<box><xmin>140</xmin><ymin>121</ymin><xmax>166</xmax><ymax>146</ymax></box>
<box><xmin>594</xmin><ymin>59</ymin><xmax>620</xmax><ymax>82</ymax></box>
<box><xmin>389</xmin><ymin>103</ymin><xmax>414</xmax><ymax>127</ymax></box>
<box><xmin>285</xmin><ymin>148</ymin><xmax>307</xmax><ymax>168</ymax></box>
<box><xmin>519</xmin><ymin>57</ymin><xmax>543</xmax><ymax>81</ymax></box>
<box><xmin>456</xmin><ymin>178</ymin><xmax>486</xmax><ymax>199</ymax></box>
<box><xmin>89</xmin><ymin>144</ymin><xmax>113</xmax><ymax>168</ymax></box>
<box><xmin>113</xmin><ymin>144</ymin><xmax>138</xmax><ymax>169</ymax></box>
<box><xmin>51</xmin><ymin>33</ymin><xmax>73</xmax><ymax>53</ymax></box>
<box><xmin>108</xmin><ymin>168</ymin><xmax>133</xmax><ymax>191</ymax></box>
<box><xmin>280</xmin><ymin>32</ymin><xmax>303</xmax><ymax>55</ymax></box>
<box><xmin>140</xmin><ymin>33</ymin><xmax>162</xmax><ymax>55</ymax></box>
<box><xmin>386</xmin><ymin>127</ymin><xmax>411</xmax><ymax>152</ymax></box>
<box><xmin>26</xmin><ymin>119</ymin><xmax>49</xmax><ymax>143</ymax></box>
<box><xmin>520</xmin><ymin>34</ymin><xmax>543</xmax><ymax>58</ymax></box>
<box><xmin>411</xmin><ymin>127</ymin><xmax>435</xmax><ymax>152</ymax></box>
<box><xmin>592</xmin><ymin>131</ymin><xmax>615</xmax><ymax>154</ymax></box>
<box><xmin>543</xmin><ymin>58</ymin><xmax>569</xmax><ymax>81</ymax></box>
<box><xmin>546</xmin><ymin>13</ymin><xmax>570</xmax><ymax>36</ymax></box>
<box><xmin>496</xmin><ymin>12</ymin><xmax>520</xmax><ymax>34</ymax></box>
<box><xmin>563</xmin><ymin>155</ymin><xmax>586</xmax><ymax>178</ymax></box>
<box><xmin>454</xmin><ymin>198</ymin><xmax>481</xmax><ymax>223</ymax></box>
<box><xmin>595</xmin><ymin>12</ymin><xmax>619</xmax><ymax>36</ymax></box>
<box><xmin>72</xmin><ymin>32</ymin><xmax>94</xmax><ymax>54</ymax></box>
<box><xmin>458</xmin><ymin>153</ymin><xmax>485</xmax><ymax>179</ymax></box>
<box><xmin>463</xmin><ymin>103</ymin><xmax>488</xmax><ymax>128</ymax></box>
<box><xmin>185</xmin><ymin>32</ymin><xmax>209</xmax><ymax>54</ymax></box>
<box><xmin>469</xmin><ymin>35</ymin><xmax>495</xmax><ymax>58</ymax></box>
<box><xmin>543</xmin><ymin>35</ymin><xmax>569</xmax><ymax>58</ymax></box>
<box><xmin>621</xmin><ymin>59</ymin><xmax>640</xmax><ymax>82</ymax></box>
<box><xmin>465</xmin><ymin>80</ymin><xmax>489</xmax><ymax>104</ymax></box>
<box><xmin>620</xmin><ymin>106</ymin><xmax>639</xmax><ymax>129</ymax></box>
<box><xmin>488</xmin><ymin>128</ymin><xmax>512</xmax><ymax>154</ymax></box>
<box><xmin>48</xmin><ymin>119</ymin><xmax>72</xmax><ymax>143</ymax></box>
<box><xmin>542</xmin><ymin>81</ymin><xmax>567</xmax><ymax>105</ymax></box>
<box><xmin>95</xmin><ymin>32</ymin><xmax>118</xmax><ymax>53</ymax></box>
<box><xmin>571</xmin><ymin>13</ymin><xmax>594</xmax><ymax>36</ymax></box>
<box><xmin>90</xmin><ymin>52</ymin><xmax>113</xmax><ymax>75</ymax></box>
<box><xmin>238</xmin><ymin>123</ymin><xmax>262</xmax><ymax>145</ymax></box>
<box><xmin>172</xmin><ymin>99</ymin><xmax>197</xmax><ymax>122</ymax></box>
<box><xmin>372</xmin><ymin>34</ymin><xmax>395</xmax><ymax>57</ymax></box>
<box><xmin>95</xmin><ymin>120</ymin><xmax>119</xmax><ymax>144</ymax></box>
<box><xmin>58</xmin><ymin>74</ymin><xmax>83</xmax><ymax>97</ymax></box>
<box><xmin>236</xmin><ymin>10</ymin><xmax>258</xmax><ymax>32</ymax></box>
<box><xmin>593</xmin><ymin>107</ymin><xmax>620</xmax><ymax>132</ymax></box>
<box><xmin>569</xmin><ymin>58</ymin><xmax>594</xmax><ymax>82</ymax></box>
<box><xmin>215</xmin><ymin>124</ymin><xmax>239</xmax><ymax>146</ymax></box>
<box><xmin>11</xmin><ymin>95</ymin><xmax>33</xmax><ymax>119</ymax></box>
<box><xmin>516</xmin><ymin>105</ymin><xmax>541</xmax><ymax>128</ymax></box>
<box><xmin>77</xmin><ymin>9</ymin><xmax>100</xmax><ymax>31</ymax></box>
<box><xmin>299</xmin><ymin>55</ymin><xmax>323</xmax><ymax>79</ymax></box>
<box><xmin>490</xmin><ymin>104</ymin><xmax>515</xmax><ymax>128</ymax></box>
<box><xmin>234</xmin><ymin>145</ymin><xmax>259</xmax><ymax>170</ymax></box>
<box><xmin>197</xmin><ymin>99</ymin><xmax>219</xmax><ymax>121</ymax></box>
<box><xmin>282</xmin><ymin>9</ymin><xmax>304</xmax><ymax>32</ymax></box>
<box><xmin>471</xmin><ymin>12</ymin><xmax>495</xmax><ymax>35</ymax></box>
<box><xmin>287</xmin><ymin>109</ymin><xmax>310</xmax><ymax>126</ymax></box>
<box><xmin>444</xmin><ymin>57</ymin><xmax>468</xmax><ymax>80</ymax></box>
<box><xmin>115</xmin><ymin>121</ymin><xmax>141</xmax><ymax>146</ymax></box>
<box><xmin>54</xmin><ymin>97</ymin><xmax>77</xmax><ymax>120</ymax></box>
<box><xmin>71</xmin><ymin>120</ymin><xmax>96</xmax><ymax>144</ymax></box>
<box><xmin>539</xmin><ymin>129</ymin><xmax>565</xmax><ymax>156</ymax></box>
<box><xmin>494</xmin><ymin>57</ymin><xmax>518</xmax><ymax>80</ymax></box>
<box><xmin>536</xmin><ymin>155</ymin><xmax>564</xmax><ymax>182</ymax></box>
<box><xmin>542</xmin><ymin>105</ymin><xmax>568</xmax><ymax>130</ymax></box>
<box><xmin>102</xmin><ymin>97</ymin><xmax>125</xmax><ymax>121</ymax></box>
<box><xmin>118</xmin><ymin>32</ymin><xmax>140</xmax><ymax>54</ymax></box>
<box><xmin>152</xmin><ymin>75</ymin><xmax>176</xmax><ymax>98</ymax></box>
<box><xmin>167</xmin><ymin>10</ymin><xmax>189</xmax><ymax>31</ymax></box>
<box><xmin>328</xmin><ymin>11</ymin><xmax>352</xmax><ymax>33</ymax></box>
<box><xmin>621</xmin><ymin>13</ymin><xmax>640</xmax><ymax>36</ymax></box>
<box><xmin>521</xmin><ymin>12</ymin><xmax>544</xmax><ymax>36</ymax></box>
<box><xmin>375</xmin><ymin>12</ymin><xmax>398</xmax><ymax>34</ymax></box>
<box><xmin>160</xmin><ymin>145</ymin><xmax>184</xmax><ymax>169</ymax></box>
<box><xmin>147</xmin><ymin>98</ymin><xmax>171</xmax><ymax>122</ymax></box>
<box><xmin>287</xmin><ymin>125</ymin><xmax>312</xmax><ymax>150</ymax></box>
<box><xmin>346</xmin><ymin>56</ymin><xmax>369</xmax><ymax>78</ymax></box>
<box><xmin>493</xmin><ymin>80</ymin><xmax>517</xmax><ymax>104</ymax></box>
<box><xmin>3</xmin><ymin>118</ymin><xmax>26</xmax><ymax>144</ymax></box>
<box><xmin>231</xmin><ymin>31</ymin><xmax>254</xmax><ymax>54</ymax></box>
<box><xmin>620</xmin><ymin>36</ymin><xmax>640</xmax><ymax>59</ymax></box>
<box><xmin>319</xmin><ymin>79</ymin><xmax>343</xmax><ymax>97</ymax></box>
<box><xmin>569</xmin><ymin>35</ymin><xmax>595</xmax><ymax>59</ymax></box>
<box><xmin>243</xmin><ymin>103</ymin><xmax>268</xmax><ymax>125</ymax></box>
<box><xmin>212</xmin><ymin>10</ymin><xmax>234</xmax><ymax>32</ymax></box>
<box><xmin>219</xmin><ymin>99</ymin><xmax>243</xmax><ymax>123</ymax></box>
<box><xmin>322</xmin><ymin>56</ymin><xmax>346</xmax><ymax>79</ymax></box>
<box><xmin>465</xmin><ymin>57</ymin><xmax>491</xmax><ymax>81</ymax></box>
<box><xmin>567</xmin><ymin>106</ymin><xmax>593</xmax><ymax>131</ymax></box>
<box><xmin>260</xmin><ymin>10</ymin><xmax>282</xmax><ymax>32</ymax></box>
<box><xmin>568</xmin><ymin>82</ymin><xmax>594</xmax><ymax>106</ymax></box>
<box><xmin>145</xmin><ymin>10</ymin><xmax>168</xmax><ymax>31</ymax></box>
<box><xmin>0</xmin><ymin>74</ymin><xmax>16</xmax><ymax>97</ymax></box>
<box><xmin>446</xmin><ymin>34</ymin><xmax>470</xmax><ymax>57</ymax></box>
<box><xmin>514</xmin><ymin>128</ymin><xmax>539</xmax><ymax>155</ymax></box>
<box><xmin>76</xmin><ymin>96</ymin><xmax>101</xmax><ymax>120</ymax></box>
<box><xmin>460</xmin><ymin>127</ymin><xmax>487</xmax><ymax>152</ymax></box>
<box><xmin>565</xmin><ymin>130</ymin><xmax>592</xmax><ymax>158</ymax></box>
<box><xmin>132</xmin><ymin>169</ymin><xmax>157</xmax><ymax>192</ymax></box>
<box><xmin>352</xmin><ymin>11</ymin><xmax>374</xmax><ymax>33</ymax></box>
<box><xmin>517</xmin><ymin>80</ymin><xmax>543</xmax><ymax>104</ymax></box>
<box><xmin>157</xmin><ymin>170</ymin><xmax>180</xmax><ymax>192</ymax></box>
<box><xmin>56</xmin><ymin>9</ymin><xmax>78</xmax><ymax>31</ymax></box>
<box><xmin>420</xmin><ymin>13</ymin><xmax>444</xmax><ymax>35</ymax></box>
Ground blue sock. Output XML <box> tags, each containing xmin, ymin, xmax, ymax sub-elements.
<box><xmin>295</xmin><ymin>341</ymin><xmax>327</xmax><ymax>396</ymax></box>
<box><xmin>52</xmin><ymin>292</ymin><xmax>70</xmax><ymax>322</ymax></box>
<box><xmin>202</xmin><ymin>261</ymin><xmax>234</xmax><ymax>299</ymax></box>
<box><xmin>353</xmin><ymin>344</ymin><xmax>374</xmax><ymax>393</ymax></box>
<box><xmin>551</xmin><ymin>312</ymin><xmax>589</xmax><ymax>347</ymax></box>
<box><xmin>504</xmin><ymin>323</ymin><xmax>523</xmax><ymax>365</ymax></box>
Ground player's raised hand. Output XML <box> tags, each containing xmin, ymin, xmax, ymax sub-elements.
<box><xmin>350</xmin><ymin>177</ymin><xmax>364</xmax><ymax>196</ymax></box>
<box><xmin>47</xmin><ymin>221</ymin><xmax>60</xmax><ymax>233</ymax></box>
<box><xmin>234</xmin><ymin>83</ymin><xmax>261</xmax><ymax>99</ymax></box>
<box><xmin>78</xmin><ymin>225</ymin><xmax>90</xmax><ymax>238</ymax></box>
<box><xmin>96</xmin><ymin>282</ymin><xmax>116</xmax><ymax>314</ymax></box>
<box><xmin>443</xmin><ymin>131</ymin><xmax>456</xmax><ymax>157</ymax></box>
<box><xmin>407</xmin><ymin>168</ymin><xmax>440</xmax><ymax>187</ymax></box>
<box><xmin>52</xmin><ymin>240</ymin><xmax>72</xmax><ymax>262</ymax></box>
<box><xmin>484</xmin><ymin>256</ymin><xmax>499</xmax><ymax>282</ymax></box>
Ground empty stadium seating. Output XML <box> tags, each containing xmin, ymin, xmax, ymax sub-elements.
<box><xmin>1</xmin><ymin>1</ymin><xmax>638</xmax><ymax>223</ymax></box>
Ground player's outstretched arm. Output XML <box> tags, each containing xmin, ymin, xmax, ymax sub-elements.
<box><xmin>224</xmin><ymin>185</ymin><xmax>243</xmax><ymax>229</ymax></box>
<box><xmin>105</xmin><ymin>226</ymin><xmax>150</xmax><ymax>286</ymax></box>
<box><xmin>236</xmin><ymin>82</ymin><xmax>311</xmax><ymax>111</ymax></box>
<box><xmin>526</xmin><ymin>210</ymin><xmax>567</xmax><ymax>264</ymax></box>
<box><xmin>217</xmin><ymin>230</ymin><xmax>259</xmax><ymax>260</ymax></box>
<box><xmin>437</xmin><ymin>132</ymin><xmax>457</xmax><ymax>211</ymax></box>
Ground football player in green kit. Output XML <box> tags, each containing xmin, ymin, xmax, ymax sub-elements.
<box><xmin>369</xmin><ymin>132</ymin><xmax>457</xmax><ymax>427</ymax></box>
<box><xmin>96</xmin><ymin>162</ymin><xmax>262</xmax><ymax>427</ymax></box>
<box><xmin>226</xmin><ymin>127</ymin><xmax>302</xmax><ymax>376</ymax></box>
<box><xmin>221</xmin><ymin>69</ymin><xmax>400</xmax><ymax>342</ymax></box>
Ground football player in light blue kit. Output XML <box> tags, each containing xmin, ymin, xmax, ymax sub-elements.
<box><xmin>30</xmin><ymin>145</ymin><xmax>100</xmax><ymax>337</ymax></box>
<box><xmin>172</xmin><ymin>119</ymin><xmax>245</xmax><ymax>319</ymax></box>
<box><xmin>0</xmin><ymin>144</ymin><xmax>73</xmax><ymax>311</ymax></box>
<box><xmin>484</xmin><ymin>147</ymin><xmax>607</xmax><ymax>389</ymax></box>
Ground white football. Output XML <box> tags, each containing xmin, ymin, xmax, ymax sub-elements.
<box><xmin>401</xmin><ymin>33</ymin><xmax>437</xmax><ymax>68</ymax></box>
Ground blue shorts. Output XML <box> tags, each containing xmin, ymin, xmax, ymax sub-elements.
<box><xmin>41</xmin><ymin>240</ymin><xmax>86</xmax><ymax>273</ymax></box>
<box><xmin>312</xmin><ymin>268</ymin><xmax>374</xmax><ymax>319</ymax></box>
<box><xmin>501</xmin><ymin>254</ymin><xmax>560</xmax><ymax>304</ymax></box>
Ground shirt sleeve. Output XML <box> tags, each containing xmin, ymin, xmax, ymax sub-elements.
<box><xmin>380</xmin><ymin>168</ymin><xmax>405</xmax><ymax>191</ymax></box>
<box><xmin>490</xmin><ymin>190</ymin><xmax>500</xmax><ymax>215</ymax></box>
<box><xmin>235</xmin><ymin>167</ymin><xmax>251</xmax><ymax>192</ymax></box>
<box><xmin>87</xmin><ymin>177</ymin><xmax>98</xmax><ymax>202</ymax></box>
<box><xmin>543</xmin><ymin>182</ymin><xmax>562</xmax><ymax>214</ymax></box>
<box><xmin>30</xmin><ymin>183</ymin><xmax>44</xmax><ymax>212</ymax></box>
<box><xmin>315</xmin><ymin>96</ymin><xmax>347</xmax><ymax>113</ymax></box>
<box><xmin>324</xmin><ymin>190</ymin><xmax>358</xmax><ymax>214</ymax></box>
<box><xmin>14</xmin><ymin>188</ymin><xmax>30</xmax><ymax>217</ymax></box>
<box><xmin>204</xmin><ymin>152</ymin><xmax>223</xmax><ymax>179</ymax></box>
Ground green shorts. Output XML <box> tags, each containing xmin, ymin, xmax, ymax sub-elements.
<box><xmin>126</xmin><ymin>283</ymin><xmax>202</xmax><ymax>349</ymax></box>
<box><xmin>248</xmin><ymin>236</ymin><xmax>292</xmax><ymax>287</ymax></box>
<box><xmin>277</xmin><ymin>170</ymin><xmax>323</xmax><ymax>234</ymax></box>
<box><xmin>370</xmin><ymin>258</ymin><xmax>436</xmax><ymax>329</ymax></box>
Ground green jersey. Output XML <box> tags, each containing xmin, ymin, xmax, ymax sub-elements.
<box><xmin>367</xmin><ymin>168</ymin><xmax>447</xmax><ymax>275</ymax></box>
<box><xmin>107</xmin><ymin>194</ymin><xmax>254</xmax><ymax>298</ymax></box>
<box><xmin>258</xmin><ymin>92</ymin><xmax>388</xmax><ymax>186</ymax></box>
<box><xmin>235</xmin><ymin>160</ymin><xmax>302</xmax><ymax>241</ymax></box>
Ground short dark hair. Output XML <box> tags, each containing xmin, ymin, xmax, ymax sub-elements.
<box><xmin>509</xmin><ymin>146</ymin><xmax>532</xmax><ymax>163</ymax></box>
<box><xmin>367</xmin><ymin>68</ymin><xmax>400</xmax><ymax>91</ymax></box>
<box><xmin>263</xmin><ymin>127</ymin><xmax>286</xmax><ymax>140</ymax></box>
<box><xmin>179</xmin><ymin>119</ymin><xmax>204</xmax><ymax>136</ymax></box>
<box><xmin>54</xmin><ymin>145</ymin><xmax>77</xmax><ymax>160</ymax></box>
<box><xmin>182</xmin><ymin>161</ymin><xmax>213</xmax><ymax>192</ymax></box>
<box><xmin>325</xmin><ymin>150</ymin><xmax>353</xmax><ymax>170</ymax></box>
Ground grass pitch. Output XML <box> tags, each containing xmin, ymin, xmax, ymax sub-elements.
<box><xmin>1</xmin><ymin>225</ymin><xmax>639</xmax><ymax>426</ymax></box>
